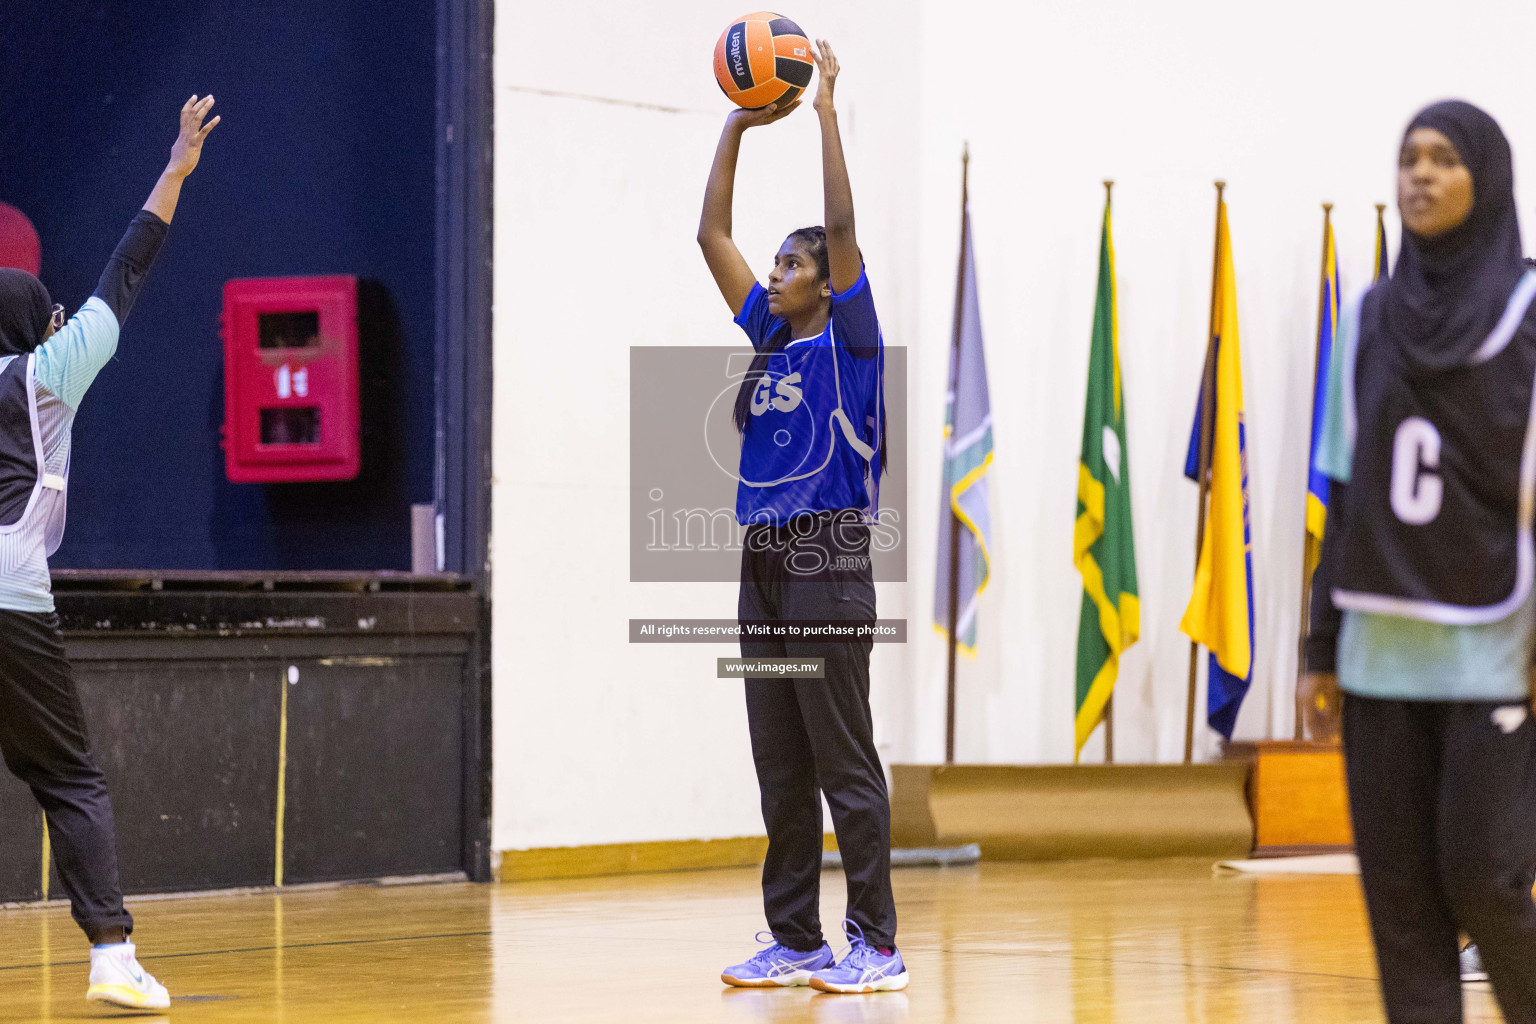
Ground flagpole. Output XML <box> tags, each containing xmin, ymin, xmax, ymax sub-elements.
<box><xmin>1294</xmin><ymin>203</ymin><xmax>1332</xmax><ymax>740</ymax></box>
<box><xmin>1185</xmin><ymin>180</ymin><xmax>1225</xmax><ymax>764</ymax></box>
<box><xmin>945</xmin><ymin>143</ymin><xmax>970</xmax><ymax>765</ymax></box>
<box><xmin>1102</xmin><ymin>178</ymin><xmax>1116</xmax><ymax>765</ymax></box>
<box><xmin>1374</xmin><ymin>203</ymin><xmax>1388</xmax><ymax>281</ymax></box>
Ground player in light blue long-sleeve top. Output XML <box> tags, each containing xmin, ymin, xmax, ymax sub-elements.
<box><xmin>0</xmin><ymin>95</ymin><xmax>218</xmax><ymax>1011</ymax></box>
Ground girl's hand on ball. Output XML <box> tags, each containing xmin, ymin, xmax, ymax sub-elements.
<box><xmin>1299</xmin><ymin>672</ymin><xmax>1342</xmax><ymax>743</ymax></box>
<box><xmin>811</xmin><ymin>39</ymin><xmax>839</xmax><ymax>114</ymax></box>
<box><xmin>727</xmin><ymin>100</ymin><xmax>800</xmax><ymax>132</ymax></box>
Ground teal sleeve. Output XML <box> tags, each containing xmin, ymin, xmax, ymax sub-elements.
<box><xmin>1314</xmin><ymin>292</ymin><xmax>1358</xmax><ymax>483</ymax></box>
<box><xmin>33</xmin><ymin>296</ymin><xmax>120</xmax><ymax>409</ymax></box>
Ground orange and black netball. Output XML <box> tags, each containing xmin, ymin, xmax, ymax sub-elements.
<box><xmin>713</xmin><ymin>12</ymin><xmax>814</xmax><ymax>110</ymax></box>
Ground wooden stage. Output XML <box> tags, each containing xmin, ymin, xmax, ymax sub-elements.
<box><xmin>0</xmin><ymin>860</ymin><xmax>1502</xmax><ymax>1023</ymax></box>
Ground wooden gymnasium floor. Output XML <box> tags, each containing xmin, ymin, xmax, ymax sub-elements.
<box><xmin>0</xmin><ymin>860</ymin><xmax>1506</xmax><ymax>1023</ymax></box>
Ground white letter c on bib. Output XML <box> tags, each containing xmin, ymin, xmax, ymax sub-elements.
<box><xmin>1390</xmin><ymin>416</ymin><xmax>1443</xmax><ymax>526</ymax></box>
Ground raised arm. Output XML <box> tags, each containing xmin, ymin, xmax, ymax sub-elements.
<box><xmin>811</xmin><ymin>41</ymin><xmax>859</xmax><ymax>295</ymax></box>
<box><xmin>697</xmin><ymin>103</ymin><xmax>798</xmax><ymax>316</ymax></box>
<box><xmin>95</xmin><ymin>95</ymin><xmax>219</xmax><ymax>327</ymax></box>
<box><xmin>36</xmin><ymin>96</ymin><xmax>219</xmax><ymax>409</ymax></box>
<box><xmin>142</xmin><ymin>95</ymin><xmax>220</xmax><ymax>226</ymax></box>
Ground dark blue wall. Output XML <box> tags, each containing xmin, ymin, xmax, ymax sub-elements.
<box><xmin>0</xmin><ymin>1</ymin><xmax>437</xmax><ymax>570</ymax></box>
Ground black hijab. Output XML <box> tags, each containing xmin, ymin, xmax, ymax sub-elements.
<box><xmin>1380</xmin><ymin>100</ymin><xmax>1528</xmax><ymax>373</ymax></box>
<box><xmin>0</xmin><ymin>269</ymin><xmax>52</xmax><ymax>358</ymax></box>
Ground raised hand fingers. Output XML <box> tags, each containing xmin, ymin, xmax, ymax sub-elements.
<box><xmin>195</xmin><ymin>114</ymin><xmax>221</xmax><ymax>142</ymax></box>
<box><xmin>815</xmin><ymin>39</ymin><xmax>837</xmax><ymax>72</ymax></box>
<box><xmin>181</xmin><ymin>94</ymin><xmax>215</xmax><ymax>129</ymax></box>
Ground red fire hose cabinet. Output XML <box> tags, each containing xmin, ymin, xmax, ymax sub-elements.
<box><xmin>222</xmin><ymin>275</ymin><xmax>361</xmax><ymax>483</ymax></box>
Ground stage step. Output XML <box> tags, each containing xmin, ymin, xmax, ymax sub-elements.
<box><xmin>1226</xmin><ymin>741</ymin><xmax>1352</xmax><ymax>856</ymax></box>
<box><xmin>890</xmin><ymin>763</ymin><xmax>1253</xmax><ymax>860</ymax></box>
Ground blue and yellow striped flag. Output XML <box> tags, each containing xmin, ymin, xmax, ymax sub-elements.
<box><xmin>1303</xmin><ymin>214</ymin><xmax>1339</xmax><ymax>585</ymax></box>
<box><xmin>1180</xmin><ymin>195</ymin><xmax>1254</xmax><ymax>740</ymax></box>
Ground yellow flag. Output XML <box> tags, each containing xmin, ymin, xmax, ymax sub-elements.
<box><xmin>1180</xmin><ymin>198</ymin><xmax>1253</xmax><ymax>720</ymax></box>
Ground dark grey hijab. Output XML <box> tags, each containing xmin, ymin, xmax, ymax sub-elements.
<box><xmin>1380</xmin><ymin>100</ymin><xmax>1527</xmax><ymax>373</ymax></box>
<box><xmin>0</xmin><ymin>268</ymin><xmax>52</xmax><ymax>358</ymax></box>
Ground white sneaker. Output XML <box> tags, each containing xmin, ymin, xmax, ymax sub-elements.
<box><xmin>1460</xmin><ymin>942</ymin><xmax>1489</xmax><ymax>983</ymax></box>
<box><xmin>86</xmin><ymin>942</ymin><xmax>170</xmax><ymax>1010</ymax></box>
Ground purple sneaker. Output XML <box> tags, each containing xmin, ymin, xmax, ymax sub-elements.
<box><xmin>810</xmin><ymin>920</ymin><xmax>909</xmax><ymax>993</ymax></box>
<box><xmin>721</xmin><ymin>932</ymin><xmax>835</xmax><ymax>988</ymax></box>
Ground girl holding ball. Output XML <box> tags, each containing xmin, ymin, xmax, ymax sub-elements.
<box><xmin>696</xmin><ymin>40</ymin><xmax>905</xmax><ymax>994</ymax></box>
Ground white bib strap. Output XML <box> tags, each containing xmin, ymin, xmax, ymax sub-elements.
<box><xmin>832</xmin><ymin>408</ymin><xmax>876</xmax><ymax>461</ymax></box>
<box><xmin>1471</xmin><ymin>270</ymin><xmax>1536</xmax><ymax>364</ymax></box>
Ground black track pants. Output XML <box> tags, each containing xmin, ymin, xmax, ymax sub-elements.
<box><xmin>738</xmin><ymin>514</ymin><xmax>897</xmax><ymax>950</ymax></box>
<box><xmin>1344</xmin><ymin>693</ymin><xmax>1536</xmax><ymax>1024</ymax></box>
<box><xmin>0</xmin><ymin>609</ymin><xmax>131</xmax><ymax>940</ymax></box>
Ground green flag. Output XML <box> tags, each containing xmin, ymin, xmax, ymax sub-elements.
<box><xmin>1074</xmin><ymin>193</ymin><xmax>1140</xmax><ymax>757</ymax></box>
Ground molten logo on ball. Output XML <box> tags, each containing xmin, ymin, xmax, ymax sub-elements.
<box><xmin>729</xmin><ymin>28</ymin><xmax>746</xmax><ymax>79</ymax></box>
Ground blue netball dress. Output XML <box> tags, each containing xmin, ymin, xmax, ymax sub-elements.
<box><xmin>732</xmin><ymin>270</ymin><xmax>884</xmax><ymax>525</ymax></box>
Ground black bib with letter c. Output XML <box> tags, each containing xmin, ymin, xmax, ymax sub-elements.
<box><xmin>1332</xmin><ymin>273</ymin><xmax>1536</xmax><ymax>624</ymax></box>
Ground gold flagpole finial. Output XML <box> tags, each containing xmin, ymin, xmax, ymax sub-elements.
<box><xmin>1375</xmin><ymin>202</ymin><xmax>1387</xmax><ymax>214</ymax></box>
<box><xmin>1215</xmin><ymin>179</ymin><xmax>1227</xmax><ymax>197</ymax></box>
<box><xmin>1322</xmin><ymin>202</ymin><xmax>1334</xmax><ymax>213</ymax></box>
